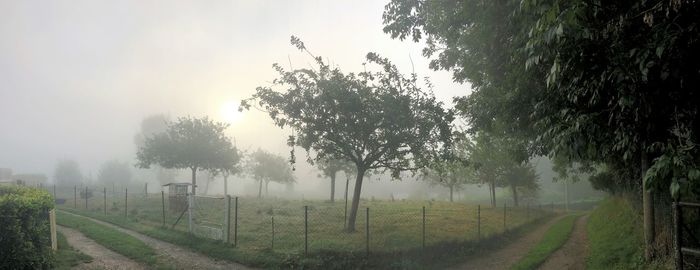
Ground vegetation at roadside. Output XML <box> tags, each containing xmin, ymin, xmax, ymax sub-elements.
<box><xmin>511</xmin><ymin>214</ymin><xmax>580</xmax><ymax>270</ymax></box>
<box><xmin>54</xmin><ymin>231</ymin><xmax>92</xmax><ymax>270</ymax></box>
<box><xmin>586</xmin><ymin>197</ymin><xmax>647</xmax><ymax>269</ymax></box>
<box><xmin>56</xmin><ymin>212</ymin><xmax>160</xmax><ymax>267</ymax></box>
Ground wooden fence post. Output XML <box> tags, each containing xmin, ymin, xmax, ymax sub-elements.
<box><xmin>234</xmin><ymin>197</ymin><xmax>238</xmax><ymax>247</ymax></box>
<box><xmin>366</xmin><ymin>207</ymin><xmax>370</xmax><ymax>256</ymax></box>
<box><xmin>673</xmin><ymin>202</ymin><xmax>683</xmax><ymax>270</ymax></box>
<box><xmin>477</xmin><ymin>204</ymin><xmax>481</xmax><ymax>242</ymax></box>
<box><xmin>304</xmin><ymin>205</ymin><xmax>308</xmax><ymax>255</ymax></box>
<box><xmin>103</xmin><ymin>187</ymin><xmax>107</xmax><ymax>215</ymax></box>
<box><xmin>124</xmin><ymin>188</ymin><xmax>128</xmax><ymax>218</ymax></box>
<box><xmin>49</xmin><ymin>209</ymin><xmax>57</xmax><ymax>251</ymax></box>
<box><xmin>422</xmin><ymin>206</ymin><xmax>426</xmax><ymax>249</ymax></box>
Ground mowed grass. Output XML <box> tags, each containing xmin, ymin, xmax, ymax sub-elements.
<box><xmin>510</xmin><ymin>214</ymin><xmax>580</xmax><ymax>270</ymax></box>
<box><xmin>56</xmin><ymin>212</ymin><xmax>160</xmax><ymax>267</ymax></box>
<box><xmin>586</xmin><ymin>197</ymin><xmax>646</xmax><ymax>270</ymax></box>
<box><xmin>54</xmin><ymin>231</ymin><xmax>93</xmax><ymax>270</ymax></box>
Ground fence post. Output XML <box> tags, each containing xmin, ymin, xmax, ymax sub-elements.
<box><xmin>74</xmin><ymin>186</ymin><xmax>77</xmax><ymax>208</ymax></box>
<box><xmin>503</xmin><ymin>202</ymin><xmax>507</xmax><ymax>231</ymax></box>
<box><xmin>125</xmin><ymin>188</ymin><xmax>128</xmax><ymax>218</ymax></box>
<box><xmin>477</xmin><ymin>204</ymin><xmax>481</xmax><ymax>242</ymax></box>
<box><xmin>49</xmin><ymin>209</ymin><xmax>57</xmax><ymax>251</ymax></box>
<box><xmin>162</xmin><ymin>191</ymin><xmax>166</xmax><ymax>227</ymax></box>
<box><xmin>366</xmin><ymin>207</ymin><xmax>370</xmax><ymax>256</ymax></box>
<box><xmin>271</xmin><ymin>216</ymin><xmax>275</xmax><ymax>250</ymax></box>
<box><xmin>85</xmin><ymin>186</ymin><xmax>88</xmax><ymax>210</ymax></box>
<box><xmin>422</xmin><ymin>206</ymin><xmax>426</xmax><ymax>249</ymax></box>
<box><xmin>234</xmin><ymin>197</ymin><xmax>238</xmax><ymax>247</ymax></box>
<box><xmin>673</xmin><ymin>202</ymin><xmax>683</xmax><ymax>270</ymax></box>
<box><xmin>104</xmin><ymin>187</ymin><xmax>107</xmax><ymax>215</ymax></box>
<box><xmin>188</xmin><ymin>193</ymin><xmax>193</xmax><ymax>233</ymax></box>
<box><xmin>304</xmin><ymin>205</ymin><xmax>308</xmax><ymax>255</ymax></box>
<box><xmin>145</xmin><ymin>183</ymin><xmax>148</xmax><ymax>198</ymax></box>
<box><xmin>53</xmin><ymin>185</ymin><xmax>56</xmax><ymax>199</ymax></box>
<box><xmin>526</xmin><ymin>203</ymin><xmax>530</xmax><ymax>220</ymax></box>
<box><xmin>551</xmin><ymin>202</ymin><xmax>554</xmax><ymax>212</ymax></box>
<box><xmin>224</xmin><ymin>195</ymin><xmax>230</xmax><ymax>243</ymax></box>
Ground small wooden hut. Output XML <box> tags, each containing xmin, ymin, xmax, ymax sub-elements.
<box><xmin>162</xmin><ymin>183</ymin><xmax>192</xmax><ymax>212</ymax></box>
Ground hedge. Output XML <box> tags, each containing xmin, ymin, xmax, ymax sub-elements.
<box><xmin>0</xmin><ymin>185</ymin><xmax>55</xmax><ymax>269</ymax></box>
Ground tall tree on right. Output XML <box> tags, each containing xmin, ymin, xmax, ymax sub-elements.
<box><xmin>241</xmin><ymin>37</ymin><xmax>454</xmax><ymax>232</ymax></box>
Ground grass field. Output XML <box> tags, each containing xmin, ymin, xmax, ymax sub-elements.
<box><xmin>56</xmin><ymin>212</ymin><xmax>161</xmax><ymax>267</ymax></box>
<box><xmin>510</xmin><ymin>214</ymin><xmax>580</xmax><ymax>270</ymax></box>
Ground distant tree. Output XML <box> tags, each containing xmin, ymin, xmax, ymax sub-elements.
<box><xmin>134</xmin><ymin>114</ymin><xmax>179</xmax><ymax>185</ymax></box>
<box><xmin>422</xmin><ymin>135</ymin><xmax>474</xmax><ymax>202</ymax></box>
<box><xmin>97</xmin><ymin>160</ymin><xmax>132</xmax><ymax>187</ymax></box>
<box><xmin>317</xmin><ymin>158</ymin><xmax>354</xmax><ymax>202</ymax></box>
<box><xmin>136</xmin><ymin>116</ymin><xmax>239</xmax><ymax>195</ymax></box>
<box><xmin>54</xmin><ymin>159</ymin><xmax>83</xmax><ymax>187</ymax></box>
<box><xmin>247</xmin><ymin>149</ymin><xmax>295</xmax><ymax>198</ymax></box>
<box><xmin>469</xmin><ymin>131</ymin><xmax>527</xmax><ymax>207</ymax></box>
<box><xmin>241</xmin><ymin>37</ymin><xmax>454</xmax><ymax>231</ymax></box>
<box><xmin>210</xmin><ymin>146</ymin><xmax>243</xmax><ymax>197</ymax></box>
<box><xmin>502</xmin><ymin>163</ymin><xmax>539</xmax><ymax>207</ymax></box>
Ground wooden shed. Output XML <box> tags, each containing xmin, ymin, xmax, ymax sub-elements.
<box><xmin>162</xmin><ymin>183</ymin><xmax>192</xmax><ymax>212</ymax></box>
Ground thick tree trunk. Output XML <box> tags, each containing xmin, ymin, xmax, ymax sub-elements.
<box><xmin>346</xmin><ymin>167</ymin><xmax>366</xmax><ymax>232</ymax></box>
<box><xmin>449</xmin><ymin>185</ymin><xmax>454</xmax><ymax>202</ymax></box>
<box><xmin>490</xmin><ymin>179</ymin><xmax>497</xmax><ymax>208</ymax></box>
<box><xmin>330</xmin><ymin>172</ymin><xmax>337</xmax><ymax>202</ymax></box>
<box><xmin>191</xmin><ymin>167</ymin><xmax>197</xmax><ymax>195</ymax></box>
<box><xmin>642</xmin><ymin>152</ymin><xmax>655</xmax><ymax>259</ymax></box>
<box><xmin>258</xmin><ymin>179</ymin><xmax>263</xmax><ymax>198</ymax></box>
<box><xmin>511</xmin><ymin>183</ymin><xmax>519</xmax><ymax>207</ymax></box>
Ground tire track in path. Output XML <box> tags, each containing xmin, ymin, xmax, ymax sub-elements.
<box><xmin>538</xmin><ymin>215</ymin><xmax>589</xmax><ymax>270</ymax></box>
<box><xmin>58</xmin><ymin>225</ymin><xmax>147</xmax><ymax>270</ymax></box>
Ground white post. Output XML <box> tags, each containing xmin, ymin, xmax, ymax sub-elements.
<box><xmin>224</xmin><ymin>195</ymin><xmax>230</xmax><ymax>242</ymax></box>
<box><xmin>188</xmin><ymin>193</ymin><xmax>193</xmax><ymax>233</ymax></box>
<box><xmin>49</xmin><ymin>209</ymin><xmax>57</xmax><ymax>251</ymax></box>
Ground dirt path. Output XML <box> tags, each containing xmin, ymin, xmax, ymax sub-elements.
<box><xmin>538</xmin><ymin>215</ymin><xmax>589</xmax><ymax>270</ymax></box>
<box><xmin>448</xmin><ymin>215</ymin><xmax>566</xmax><ymax>270</ymax></box>
<box><xmin>58</xmin><ymin>225</ymin><xmax>147</xmax><ymax>270</ymax></box>
<box><xmin>60</xmin><ymin>211</ymin><xmax>254</xmax><ymax>270</ymax></box>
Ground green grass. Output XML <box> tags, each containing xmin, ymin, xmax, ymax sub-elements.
<box><xmin>59</xmin><ymin>200</ymin><xmax>554</xmax><ymax>269</ymax></box>
<box><xmin>56</xmin><ymin>212</ymin><xmax>161</xmax><ymax>267</ymax></box>
<box><xmin>586</xmin><ymin>197</ymin><xmax>646</xmax><ymax>270</ymax></box>
<box><xmin>510</xmin><ymin>214</ymin><xmax>580</xmax><ymax>270</ymax></box>
<box><xmin>54</xmin><ymin>231</ymin><xmax>93</xmax><ymax>270</ymax></box>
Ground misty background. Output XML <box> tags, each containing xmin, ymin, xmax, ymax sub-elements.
<box><xmin>0</xmin><ymin>0</ymin><xmax>600</xmax><ymax>203</ymax></box>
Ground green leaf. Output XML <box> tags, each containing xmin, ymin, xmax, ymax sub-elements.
<box><xmin>670</xmin><ymin>180</ymin><xmax>680</xmax><ymax>199</ymax></box>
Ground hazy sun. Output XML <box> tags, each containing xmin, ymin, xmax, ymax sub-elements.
<box><xmin>220</xmin><ymin>101</ymin><xmax>243</xmax><ymax>123</ymax></box>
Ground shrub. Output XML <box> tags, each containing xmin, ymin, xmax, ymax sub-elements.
<box><xmin>0</xmin><ymin>185</ymin><xmax>55</xmax><ymax>269</ymax></box>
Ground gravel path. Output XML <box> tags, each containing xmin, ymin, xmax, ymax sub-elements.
<box><xmin>60</xmin><ymin>211</ymin><xmax>253</xmax><ymax>270</ymax></box>
<box><xmin>448</xmin><ymin>215</ymin><xmax>566</xmax><ymax>270</ymax></box>
<box><xmin>58</xmin><ymin>225</ymin><xmax>146</xmax><ymax>270</ymax></box>
<box><xmin>538</xmin><ymin>215</ymin><xmax>589</xmax><ymax>270</ymax></box>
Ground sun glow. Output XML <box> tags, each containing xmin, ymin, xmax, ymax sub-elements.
<box><xmin>220</xmin><ymin>101</ymin><xmax>243</xmax><ymax>123</ymax></box>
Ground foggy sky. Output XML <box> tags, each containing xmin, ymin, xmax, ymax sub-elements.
<box><xmin>0</xmin><ymin>1</ymin><xmax>466</xmax><ymax>190</ymax></box>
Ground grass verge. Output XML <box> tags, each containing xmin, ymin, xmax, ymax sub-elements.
<box><xmin>510</xmin><ymin>214</ymin><xmax>580</xmax><ymax>270</ymax></box>
<box><xmin>57</xmin><ymin>212</ymin><xmax>162</xmax><ymax>268</ymax></box>
<box><xmin>54</xmin><ymin>231</ymin><xmax>93</xmax><ymax>270</ymax></box>
<box><xmin>586</xmin><ymin>197</ymin><xmax>647</xmax><ymax>269</ymax></box>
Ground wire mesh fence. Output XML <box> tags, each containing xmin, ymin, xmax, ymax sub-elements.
<box><xmin>47</xmin><ymin>184</ymin><xmax>554</xmax><ymax>256</ymax></box>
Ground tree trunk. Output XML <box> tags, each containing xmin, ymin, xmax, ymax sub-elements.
<box><xmin>203</xmin><ymin>174</ymin><xmax>210</xmax><ymax>195</ymax></box>
<box><xmin>449</xmin><ymin>185</ymin><xmax>454</xmax><ymax>202</ymax></box>
<box><xmin>191</xmin><ymin>167</ymin><xmax>197</xmax><ymax>195</ymax></box>
<box><xmin>490</xmin><ymin>179</ymin><xmax>497</xmax><ymax>208</ymax></box>
<box><xmin>224</xmin><ymin>175</ymin><xmax>228</xmax><ymax>197</ymax></box>
<box><xmin>330</xmin><ymin>172</ymin><xmax>337</xmax><ymax>202</ymax></box>
<box><xmin>511</xmin><ymin>182</ymin><xmax>519</xmax><ymax>207</ymax></box>
<box><xmin>642</xmin><ymin>151</ymin><xmax>655</xmax><ymax>259</ymax></box>
<box><xmin>258</xmin><ymin>179</ymin><xmax>263</xmax><ymax>198</ymax></box>
<box><xmin>346</xmin><ymin>167</ymin><xmax>366</xmax><ymax>232</ymax></box>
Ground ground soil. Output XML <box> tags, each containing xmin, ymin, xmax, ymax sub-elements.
<box><xmin>538</xmin><ymin>215</ymin><xmax>590</xmax><ymax>270</ymax></box>
<box><xmin>448</xmin><ymin>215</ymin><xmax>567</xmax><ymax>270</ymax></box>
<box><xmin>58</xmin><ymin>225</ymin><xmax>147</xmax><ymax>270</ymax></box>
<box><xmin>60</xmin><ymin>211</ymin><xmax>254</xmax><ymax>270</ymax></box>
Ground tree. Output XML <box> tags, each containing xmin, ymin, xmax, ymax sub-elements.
<box><xmin>97</xmin><ymin>160</ymin><xmax>132</xmax><ymax>187</ymax></box>
<box><xmin>134</xmin><ymin>114</ymin><xmax>179</xmax><ymax>185</ymax></box>
<box><xmin>502</xmin><ymin>163</ymin><xmax>539</xmax><ymax>207</ymax></box>
<box><xmin>317</xmin><ymin>158</ymin><xmax>354</xmax><ymax>202</ymax></box>
<box><xmin>213</xmin><ymin>147</ymin><xmax>243</xmax><ymax>197</ymax></box>
<box><xmin>136</xmin><ymin>116</ymin><xmax>239</xmax><ymax>195</ymax></box>
<box><xmin>422</xmin><ymin>134</ymin><xmax>473</xmax><ymax>202</ymax></box>
<box><xmin>247</xmin><ymin>149</ymin><xmax>295</xmax><ymax>198</ymax></box>
<box><xmin>54</xmin><ymin>159</ymin><xmax>83</xmax><ymax>187</ymax></box>
<box><xmin>383</xmin><ymin>0</ymin><xmax>700</xmax><ymax>256</ymax></box>
<box><xmin>241</xmin><ymin>37</ymin><xmax>454</xmax><ymax>231</ymax></box>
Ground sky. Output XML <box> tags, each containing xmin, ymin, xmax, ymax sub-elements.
<box><xmin>0</xmin><ymin>1</ymin><xmax>470</xmax><ymax>196</ymax></box>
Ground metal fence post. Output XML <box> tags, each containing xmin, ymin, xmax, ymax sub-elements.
<box><xmin>422</xmin><ymin>206</ymin><xmax>426</xmax><ymax>249</ymax></box>
<box><xmin>74</xmin><ymin>186</ymin><xmax>77</xmax><ymax>208</ymax></box>
<box><xmin>673</xmin><ymin>202</ymin><xmax>683</xmax><ymax>270</ymax></box>
<box><xmin>304</xmin><ymin>205</ymin><xmax>308</xmax><ymax>255</ymax></box>
<box><xmin>125</xmin><ymin>188</ymin><xmax>128</xmax><ymax>218</ymax></box>
<box><xmin>85</xmin><ymin>186</ymin><xmax>88</xmax><ymax>210</ymax></box>
<box><xmin>104</xmin><ymin>187</ymin><xmax>107</xmax><ymax>215</ymax></box>
<box><xmin>503</xmin><ymin>202</ymin><xmax>507</xmax><ymax>231</ymax></box>
<box><xmin>234</xmin><ymin>197</ymin><xmax>239</xmax><ymax>247</ymax></box>
<box><xmin>145</xmin><ymin>183</ymin><xmax>148</xmax><ymax>198</ymax></box>
<box><xmin>225</xmin><ymin>195</ymin><xmax>230</xmax><ymax>243</ymax></box>
<box><xmin>526</xmin><ymin>203</ymin><xmax>530</xmax><ymax>220</ymax></box>
<box><xmin>366</xmin><ymin>207</ymin><xmax>370</xmax><ymax>256</ymax></box>
<box><xmin>162</xmin><ymin>191</ymin><xmax>166</xmax><ymax>227</ymax></box>
<box><xmin>477</xmin><ymin>204</ymin><xmax>481</xmax><ymax>242</ymax></box>
<box><xmin>188</xmin><ymin>193</ymin><xmax>193</xmax><ymax>233</ymax></box>
<box><xmin>53</xmin><ymin>185</ymin><xmax>56</xmax><ymax>199</ymax></box>
<box><xmin>271</xmin><ymin>216</ymin><xmax>275</xmax><ymax>250</ymax></box>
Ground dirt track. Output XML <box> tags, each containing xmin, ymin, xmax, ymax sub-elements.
<box><xmin>538</xmin><ymin>215</ymin><xmax>589</xmax><ymax>270</ymax></box>
<box><xmin>58</xmin><ymin>225</ymin><xmax>146</xmax><ymax>270</ymax></box>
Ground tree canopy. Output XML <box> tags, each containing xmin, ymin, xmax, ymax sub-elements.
<box><xmin>97</xmin><ymin>160</ymin><xmax>132</xmax><ymax>187</ymax></box>
<box><xmin>317</xmin><ymin>158</ymin><xmax>354</xmax><ymax>202</ymax></box>
<box><xmin>136</xmin><ymin>116</ymin><xmax>240</xmax><ymax>195</ymax></box>
<box><xmin>53</xmin><ymin>159</ymin><xmax>83</xmax><ymax>187</ymax></box>
<box><xmin>242</xmin><ymin>37</ymin><xmax>454</xmax><ymax>231</ymax></box>
<box><xmin>247</xmin><ymin>149</ymin><xmax>295</xmax><ymax>198</ymax></box>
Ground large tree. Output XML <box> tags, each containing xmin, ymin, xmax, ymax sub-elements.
<box><xmin>54</xmin><ymin>159</ymin><xmax>83</xmax><ymax>187</ymax></box>
<box><xmin>134</xmin><ymin>114</ymin><xmax>179</xmax><ymax>185</ymax></box>
<box><xmin>241</xmin><ymin>37</ymin><xmax>454</xmax><ymax>231</ymax></box>
<box><xmin>97</xmin><ymin>160</ymin><xmax>132</xmax><ymax>187</ymax></box>
<box><xmin>317</xmin><ymin>158</ymin><xmax>354</xmax><ymax>202</ymax></box>
<box><xmin>136</xmin><ymin>116</ymin><xmax>239</xmax><ymax>195</ymax></box>
<box><xmin>247</xmin><ymin>149</ymin><xmax>295</xmax><ymax>198</ymax></box>
<box><xmin>502</xmin><ymin>163</ymin><xmax>539</xmax><ymax>207</ymax></box>
<box><xmin>383</xmin><ymin>0</ymin><xmax>700</xmax><ymax>256</ymax></box>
